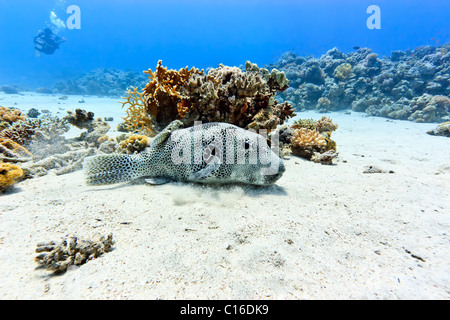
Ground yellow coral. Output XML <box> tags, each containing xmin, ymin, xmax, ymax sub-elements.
<box><xmin>120</xmin><ymin>87</ymin><xmax>155</xmax><ymax>136</ymax></box>
<box><xmin>334</xmin><ymin>63</ymin><xmax>352</xmax><ymax>81</ymax></box>
<box><xmin>0</xmin><ymin>106</ymin><xmax>26</xmax><ymax>124</ymax></box>
<box><xmin>0</xmin><ymin>137</ymin><xmax>32</xmax><ymax>159</ymax></box>
<box><xmin>292</xmin><ymin>128</ymin><xmax>326</xmax><ymax>148</ymax></box>
<box><xmin>118</xmin><ymin>135</ymin><xmax>149</xmax><ymax>154</ymax></box>
<box><xmin>0</xmin><ymin>162</ymin><xmax>24</xmax><ymax>193</ymax></box>
<box><xmin>142</xmin><ymin>60</ymin><xmax>204</xmax><ymax>120</ymax></box>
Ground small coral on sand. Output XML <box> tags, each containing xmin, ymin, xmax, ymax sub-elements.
<box><xmin>274</xmin><ymin>116</ymin><xmax>338</xmax><ymax>163</ymax></box>
<box><xmin>118</xmin><ymin>135</ymin><xmax>149</xmax><ymax>154</ymax></box>
<box><xmin>35</xmin><ymin>234</ymin><xmax>114</xmax><ymax>274</ymax></box>
<box><xmin>291</xmin><ymin>128</ymin><xmax>327</xmax><ymax>160</ymax></box>
<box><xmin>315</xmin><ymin>116</ymin><xmax>339</xmax><ymax>133</ymax></box>
<box><xmin>0</xmin><ymin>162</ymin><xmax>24</xmax><ymax>193</ymax></box>
<box><xmin>427</xmin><ymin>121</ymin><xmax>450</xmax><ymax>137</ymax></box>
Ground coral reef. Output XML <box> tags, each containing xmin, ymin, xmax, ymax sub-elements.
<box><xmin>35</xmin><ymin>234</ymin><xmax>114</xmax><ymax>274</ymax></box>
<box><xmin>267</xmin><ymin>44</ymin><xmax>450</xmax><ymax>123</ymax></box>
<box><xmin>121</xmin><ymin>60</ymin><xmax>295</xmax><ymax>133</ymax></box>
<box><xmin>427</xmin><ymin>121</ymin><xmax>450</xmax><ymax>137</ymax></box>
<box><xmin>0</xmin><ymin>162</ymin><xmax>24</xmax><ymax>193</ymax></box>
<box><xmin>54</xmin><ymin>68</ymin><xmax>147</xmax><ymax>97</ymax></box>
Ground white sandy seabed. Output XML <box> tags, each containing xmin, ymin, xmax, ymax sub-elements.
<box><xmin>0</xmin><ymin>92</ymin><xmax>449</xmax><ymax>299</ymax></box>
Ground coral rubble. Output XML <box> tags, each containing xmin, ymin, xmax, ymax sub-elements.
<box><xmin>35</xmin><ymin>234</ymin><xmax>114</xmax><ymax>274</ymax></box>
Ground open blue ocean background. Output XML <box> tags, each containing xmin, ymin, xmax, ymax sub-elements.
<box><xmin>0</xmin><ymin>0</ymin><xmax>449</xmax><ymax>88</ymax></box>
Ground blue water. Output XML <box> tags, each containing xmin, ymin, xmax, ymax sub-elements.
<box><xmin>0</xmin><ymin>0</ymin><xmax>449</xmax><ymax>88</ymax></box>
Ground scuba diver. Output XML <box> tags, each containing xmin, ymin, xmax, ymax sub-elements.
<box><xmin>34</xmin><ymin>28</ymin><xmax>66</xmax><ymax>57</ymax></box>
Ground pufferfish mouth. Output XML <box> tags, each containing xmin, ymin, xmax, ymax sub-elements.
<box><xmin>256</xmin><ymin>161</ymin><xmax>285</xmax><ymax>185</ymax></box>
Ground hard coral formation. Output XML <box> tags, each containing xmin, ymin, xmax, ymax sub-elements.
<box><xmin>35</xmin><ymin>234</ymin><xmax>114</xmax><ymax>274</ymax></box>
<box><xmin>291</xmin><ymin>128</ymin><xmax>327</xmax><ymax>160</ymax></box>
<box><xmin>0</xmin><ymin>106</ymin><xmax>26</xmax><ymax>124</ymax></box>
<box><xmin>121</xmin><ymin>60</ymin><xmax>295</xmax><ymax>134</ymax></box>
<box><xmin>274</xmin><ymin>116</ymin><xmax>338</xmax><ymax>163</ymax></box>
<box><xmin>333</xmin><ymin>63</ymin><xmax>352</xmax><ymax>81</ymax></box>
<box><xmin>0</xmin><ymin>162</ymin><xmax>24</xmax><ymax>193</ymax></box>
<box><xmin>118</xmin><ymin>135</ymin><xmax>149</xmax><ymax>154</ymax></box>
<box><xmin>120</xmin><ymin>86</ymin><xmax>155</xmax><ymax>136</ymax></box>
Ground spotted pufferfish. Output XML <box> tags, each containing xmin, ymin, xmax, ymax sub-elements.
<box><xmin>83</xmin><ymin>120</ymin><xmax>285</xmax><ymax>186</ymax></box>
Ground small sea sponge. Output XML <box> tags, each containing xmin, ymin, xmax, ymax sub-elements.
<box><xmin>334</xmin><ymin>63</ymin><xmax>352</xmax><ymax>81</ymax></box>
<box><xmin>316</xmin><ymin>116</ymin><xmax>339</xmax><ymax>133</ymax></box>
<box><xmin>0</xmin><ymin>106</ymin><xmax>26</xmax><ymax>124</ymax></box>
<box><xmin>291</xmin><ymin>128</ymin><xmax>327</xmax><ymax>159</ymax></box>
<box><xmin>0</xmin><ymin>162</ymin><xmax>24</xmax><ymax>193</ymax></box>
<box><xmin>118</xmin><ymin>134</ymin><xmax>149</xmax><ymax>154</ymax></box>
<box><xmin>35</xmin><ymin>234</ymin><xmax>114</xmax><ymax>274</ymax></box>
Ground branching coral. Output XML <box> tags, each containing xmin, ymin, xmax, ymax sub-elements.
<box><xmin>120</xmin><ymin>60</ymin><xmax>295</xmax><ymax>133</ymax></box>
<box><xmin>0</xmin><ymin>106</ymin><xmax>26</xmax><ymax>124</ymax></box>
<box><xmin>0</xmin><ymin>162</ymin><xmax>24</xmax><ymax>193</ymax></box>
<box><xmin>120</xmin><ymin>87</ymin><xmax>155</xmax><ymax>135</ymax></box>
<box><xmin>35</xmin><ymin>234</ymin><xmax>114</xmax><ymax>274</ymax></box>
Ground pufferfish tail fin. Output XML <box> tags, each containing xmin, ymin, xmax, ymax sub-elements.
<box><xmin>83</xmin><ymin>154</ymin><xmax>142</xmax><ymax>185</ymax></box>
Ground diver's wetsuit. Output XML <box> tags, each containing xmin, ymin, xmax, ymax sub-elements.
<box><xmin>34</xmin><ymin>28</ymin><xmax>65</xmax><ymax>55</ymax></box>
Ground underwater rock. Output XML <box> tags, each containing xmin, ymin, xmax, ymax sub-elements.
<box><xmin>35</xmin><ymin>234</ymin><xmax>114</xmax><ymax>274</ymax></box>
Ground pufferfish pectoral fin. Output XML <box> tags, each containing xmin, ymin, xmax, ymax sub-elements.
<box><xmin>188</xmin><ymin>162</ymin><xmax>221</xmax><ymax>181</ymax></box>
<box><xmin>149</xmin><ymin>120</ymin><xmax>184</xmax><ymax>149</ymax></box>
<box><xmin>145</xmin><ymin>177</ymin><xmax>173</xmax><ymax>185</ymax></box>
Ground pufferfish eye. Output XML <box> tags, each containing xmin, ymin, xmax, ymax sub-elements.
<box><xmin>244</xmin><ymin>141</ymin><xmax>251</xmax><ymax>150</ymax></box>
